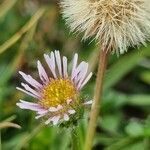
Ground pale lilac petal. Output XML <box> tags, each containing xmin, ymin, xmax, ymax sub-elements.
<box><xmin>76</xmin><ymin>63</ymin><xmax>88</xmax><ymax>88</ymax></box>
<box><xmin>77</xmin><ymin>63</ymin><xmax>88</xmax><ymax>81</ymax></box>
<box><xmin>19</xmin><ymin>71</ymin><xmax>42</xmax><ymax>89</ymax></box>
<box><xmin>73</xmin><ymin>75</ymin><xmax>78</xmax><ymax>85</ymax></box>
<box><xmin>64</xmin><ymin>114</ymin><xmax>69</xmax><ymax>121</ymax></box>
<box><xmin>68</xmin><ymin>109</ymin><xmax>76</xmax><ymax>114</ymax></box>
<box><xmin>71</xmin><ymin>53</ymin><xmax>78</xmax><ymax>77</ymax></box>
<box><xmin>79</xmin><ymin>72</ymin><xmax>93</xmax><ymax>89</ymax></box>
<box><xmin>49</xmin><ymin>107</ymin><xmax>58</xmax><ymax>112</ymax></box>
<box><xmin>50</xmin><ymin>52</ymin><xmax>55</xmax><ymax>65</ymax></box>
<box><xmin>71</xmin><ymin>62</ymin><xmax>86</xmax><ymax>80</ymax></box>
<box><xmin>49</xmin><ymin>105</ymin><xmax>63</xmax><ymax>112</ymax></box>
<box><xmin>83</xmin><ymin>100</ymin><xmax>92</xmax><ymax>105</ymax></box>
<box><xmin>50</xmin><ymin>52</ymin><xmax>57</xmax><ymax>78</ymax></box>
<box><xmin>45</xmin><ymin>116</ymin><xmax>60</xmax><ymax>125</ymax></box>
<box><xmin>51</xmin><ymin>116</ymin><xmax>60</xmax><ymax>125</ymax></box>
<box><xmin>21</xmin><ymin>83</ymin><xmax>41</xmax><ymax>98</ymax></box>
<box><xmin>63</xmin><ymin>56</ymin><xmax>68</xmax><ymax>78</ymax></box>
<box><xmin>35</xmin><ymin>109</ymin><xmax>48</xmax><ymax>119</ymax></box>
<box><xmin>57</xmin><ymin>105</ymin><xmax>63</xmax><ymax>110</ymax></box>
<box><xmin>19</xmin><ymin>100</ymin><xmax>39</xmax><ymax>106</ymax></box>
<box><xmin>45</xmin><ymin>117</ymin><xmax>52</xmax><ymax>125</ymax></box>
<box><xmin>35</xmin><ymin>114</ymin><xmax>46</xmax><ymax>119</ymax></box>
<box><xmin>16</xmin><ymin>100</ymin><xmax>44</xmax><ymax>112</ymax></box>
<box><xmin>44</xmin><ymin>53</ymin><xmax>57</xmax><ymax>78</ymax></box>
<box><xmin>55</xmin><ymin>50</ymin><xmax>62</xmax><ymax>77</ymax></box>
<box><xmin>37</xmin><ymin>109</ymin><xmax>49</xmax><ymax>115</ymax></box>
<box><xmin>16</xmin><ymin>87</ymin><xmax>39</xmax><ymax>99</ymax></box>
<box><xmin>37</xmin><ymin>60</ymin><xmax>49</xmax><ymax>83</ymax></box>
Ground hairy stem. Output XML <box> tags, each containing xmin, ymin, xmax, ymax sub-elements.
<box><xmin>84</xmin><ymin>49</ymin><xmax>109</xmax><ymax>150</ymax></box>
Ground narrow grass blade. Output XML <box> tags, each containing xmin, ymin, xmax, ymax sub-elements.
<box><xmin>0</xmin><ymin>7</ymin><xmax>46</xmax><ymax>54</ymax></box>
<box><xmin>0</xmin><ymin>0</ymin><xmax>17</xmax><ymax>20</ymax></box>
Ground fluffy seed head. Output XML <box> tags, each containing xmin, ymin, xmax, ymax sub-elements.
<box><xmin>60</xmin><ymin>0</ymin><xmax>150</xmax><ymax>54</ymax></box>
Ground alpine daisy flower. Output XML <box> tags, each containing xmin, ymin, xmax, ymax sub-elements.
<box><xmin>60</xmin><ymin>0</ymin><xmax>150</xmax><ymax>54</ymax></box>
<box><xmin>16</xmin><ymin>51</ymin><xmax>92</xmax><ymax>125</ymax></box>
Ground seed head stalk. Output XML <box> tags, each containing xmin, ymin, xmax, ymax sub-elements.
<box><xmin>84</xmin><ymin>47</ymin><xmax>109</xmax><ymax>150</ymax></box>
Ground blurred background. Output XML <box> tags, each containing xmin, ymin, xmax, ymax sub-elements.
<box><xmin>0</xmin><ymin>0</ymin><xmax>150</xmax><ymax>150</ymax></box>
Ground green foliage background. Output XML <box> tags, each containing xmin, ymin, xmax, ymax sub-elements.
<box><xmin>0</xmin><ymin>0</ymin><xmax>150</xmax><ymax>150</ymax></box>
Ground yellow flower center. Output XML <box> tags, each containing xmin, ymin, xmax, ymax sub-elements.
<box><xmin>40</xmin><ymin>78</ymin><xmax>77</xmax><ymax>108</ymax></box>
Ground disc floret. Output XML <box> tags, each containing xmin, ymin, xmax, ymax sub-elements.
<box><xmin>40</xmin><ymin>78</ymin><xmax>77</xmax><ymax>108</ymax></box>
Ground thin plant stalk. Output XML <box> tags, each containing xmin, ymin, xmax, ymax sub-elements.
<box><xmin>84</xmin><ymin>48</ymin><xmax>109</xmax><ymax>150</ymax></box>
<box><xmin>71</xmin><ymin>128</ymin><xmax>78</xmax><ymax>150</ymax></box>
<box><xmin>0</xmin><ymin>130</ymin><xmax>1</xmax><ymax>150</ymax></box>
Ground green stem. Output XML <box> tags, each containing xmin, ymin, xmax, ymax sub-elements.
<box><xmin>84</xmin><ymin>49</ymin><xmax>109</xmax><ymax>150</ymax></box>
<box><xmin>71</xmin><ymin>128</ymin><xmax>78</xmax><ymax>150</ymax></box>
<box><xmin>0</xmin><ymin>130</ymin><xmax>2</xmax><ymax>150</ymax></box>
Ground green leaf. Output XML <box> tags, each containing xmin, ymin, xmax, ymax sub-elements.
<box><xmin>125</xmin><ymin>121</ymin><xmax>144</xmax><ymax>137</ymax></box>
<box><xmin>0</xmin><ymin>0</ymin><xmax>17</xmax><ymax>20</ymax></box>
<box><xmin>100</xmin><ymin>114</ymin><xmax>122</xmax><ymax>134</ymax></box>
<box><xmin>127</xmin><ymin>95</ymin><xmax>150</xmax><ymax>106</ymax></box>
<box><xmin>121</xmin><ymin>141</ymin><xmax>146</xmax><ymax>150</ymax></box>
<box><xmin>15</xmin><ymin>123</ymin><xmax>44</xmax><ymax>150</ymax></box>
<box><xmin>0</xmin><ymin>22</ymin><xmax>37</xmax><ymax>85</ymax></box>
<box><xmin>104</xmin><ymin>46</ymin><xmax>150</xmax><ymax>90</ymax></box>
<box><xmin>0</xmin><ymin>7</ymin><xmax>46</xmax><ymax>54</ymax></box>
<box><xmin>105</xmin><ymin>137</ymin><xmax>140</xmax><ymax>150</ymax></box>
<box><xmin>2</xmin><ymin>133</ymin><xmax>29</xmax><ymax>150</ymax></box>
<box><xmin>140</xmin><ymin>71</ymin><xmax>150</xmax><ymax>84</ymax></box>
